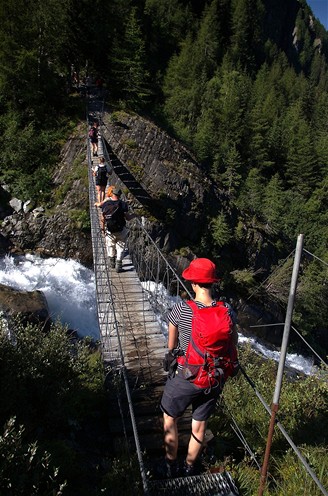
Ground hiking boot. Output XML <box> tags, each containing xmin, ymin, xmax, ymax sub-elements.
<box><xmin>182</xmin><ymin>461</ymin><xmax>196</xmax><ymax>477</ymax></box>
<box><xmin>115</xmin><ymin>260</ymin><xmax>123</xmax><ymax>273</ymax></box>
<box><xmin>109</xmin><ymin>257</ymin><xmax>115</xmax><ymax>268</ymax></box>
<box><xmin>155</xmin><ymin>458</ymin><xmax>179</xmax><ymax>479</ymax></box>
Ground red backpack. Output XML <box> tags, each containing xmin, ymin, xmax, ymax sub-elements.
<box><xmin>177</xmin><ymin>300</ymin><xmax>239</xmax><ymax>390</ymax></box>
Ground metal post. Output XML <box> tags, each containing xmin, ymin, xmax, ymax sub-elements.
<box><xmin>258</xmin><ymin>234</ymin><xmax>304</xmax><ymax>496</ymax></box>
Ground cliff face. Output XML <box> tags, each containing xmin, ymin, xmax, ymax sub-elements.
<box><xmin>0</xmin><ymin>111</ymin><xmax>315</xmax><ymax>351</ymax></box>
<box><xmin>102</xmin><ymin>111</ymin><xmax>220</xmax><ymax>251</ymax></box>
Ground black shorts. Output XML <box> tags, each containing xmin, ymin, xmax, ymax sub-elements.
<box><xmin>96</xmin><ymin>178</ymin><xmax>107</xmax><ymax>187</ymax></box>
<box><xmin>160</xmin><ymin>370</ymin><xmax>222</xmax><ymax>421</ymax></box>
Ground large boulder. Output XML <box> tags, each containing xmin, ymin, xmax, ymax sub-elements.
<box><xmin>0</xmin><ymin>282</ymin><xmax>50</xmax><ymax>330</ymax></box>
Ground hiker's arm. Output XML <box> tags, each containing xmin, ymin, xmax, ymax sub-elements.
<box><xmin>95</xmin><ymin>198</ymin><xmax>108</xmax><ymax>207</ymax></box>
<box><xmin>167</xmin><ymin>322</ymin><xmax>178</xmax><ymax>350</ymax></box>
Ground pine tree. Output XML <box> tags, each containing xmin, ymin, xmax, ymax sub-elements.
<box><xmin>248</xmin><ymin>102</ymin><xmax>275</xmax><ymax>172</ymax></box>
<box><xmin>262</xmin><ymin>174</ymin><xmax>286</xmax><ymax>233</ymax></box>
<box><xmin>143</xmin><ymin>0</ymin><xmax>194</xmax><ymax>80</ymax></box>
<box><xmin>220</xmin><ymin>144</ymin><xmax>243</xmax><ymax>199</ymax></box>
<box><xmin>110</xmin><ymin>7</ymin><xmax>151</xmax><ymax>109</ymax></box>
<box><xmin>0</xmin><ymin>0</ymin><xmax>70</xmax><ymax>118</ymax></box>
<box><xmin>310</xmin><ymin>51</ymin><xmax>328</xmax><ymax>91</ymax></box>
<box><xmin>230</xmin><ymin>0</ymin><xmax>265</xmax><ymax>73</ymax></box>
<box><xmin>282</xmin><ymin>101</ymin><xmax>319</xmax><ymax>197</ymax></box>
<box><xmin>236</xmin><ymin>167</ymin><xmax>264</xmax><ymax>215</ymax></box>
<box><xmin>163</xmin><ymin>0</ymin><xmax>224</xmax><ymax>141</ymax></box>
<box><xmin>211</xmin><ymin>211</ymin><xmax>232</xmax><ymax>248</ymax></box>
<box><xmin>163</xmin><ymin>34</ymin><xmax>197</xmax><ymax>143</ymax></box>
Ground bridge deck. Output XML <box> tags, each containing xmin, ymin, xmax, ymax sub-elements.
<box><xmin>86</xmin><ymin>102</ymin><xmax>189</xmax><ymax>456</ymax></box>
<box><xmin>87</xmin><ymin>95</ymin><xmax>239</xmax><ymax>495</ymax></box>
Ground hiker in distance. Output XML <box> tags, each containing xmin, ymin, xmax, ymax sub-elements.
<box><xmin>93</xmin><ymin>157</ymin><xmax>112</xmax><ymax>203</ymax></box>
<box><xmin>89</xmin><ymin>121</ymin><xmax>99</xmax><ymax>156</ymax></box>
<box><xmin>160</xmin><ymin>258</ymin><xmax>239</xmax><ymax>478</ymax></box>
<box><xmin>96</xmin><ymin>187</ymin><xmax>137</xmax><ymax>273</ymax></box>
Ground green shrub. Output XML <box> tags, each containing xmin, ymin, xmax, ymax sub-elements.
<box><xmin>123</xmin><ymin>138</ymin><xmax>138</xmax><ymax>149</ymax></box>
<box><xmin>0</xmin><ymin>316</ymin><xmax>109</xmax><ymax>493</ymax></box>
<box><xmin>230</xmin><ymin>268</ymin><xmax>257</xmax><ymax>288</ymax></box>
<box><xmin>0</xmin><ymin>417</ymin><xmax>66</xmax><ymax>495</ymax></box>
<box><xmin>68</xmin><ymin>209</ymin><xmax>91</xmax><ymax>231</ymax></box>
<box><xmin>0</xmin><ymin>317</ymin><xmax>104</xmax><ymax>434</ymax></box>
<box><xmin>127</xmin><ymin>159</ymin><xmax>143</xmax><ymax>179</ymax></box>
<box><xmin>110</xmin><ymin>111</ymin><xmax>129</xmax><ymax>123</ymax></box>
<box><xmin>100</xmin><ymin>455</ymin><xmax>143</xmax><ymax>496</ymax></box>
<box><xmin>216</xmin><ymin>346</ymin><xmax>328</xmax><ymax>495</ymax></box>
<box><xmin>273</xmin><ymin>447</ymin><xmax>328</xmax><ymax>496</ymax></box>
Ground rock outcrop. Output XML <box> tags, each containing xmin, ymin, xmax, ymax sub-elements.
<box><xmin>0</xmin><ymin>282</ymin><xmax>50</xmax><ymax>329</ymax></box>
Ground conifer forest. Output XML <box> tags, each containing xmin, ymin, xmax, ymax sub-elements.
<box><xmin>0</xmin><ymin>1</ymin><xmax>327</xmax><ymax>495</ymax></box>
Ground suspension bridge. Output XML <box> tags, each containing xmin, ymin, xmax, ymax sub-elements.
<box><xmin>86</xmin><ymin>91</ymin><xmax>328</xmax><ymax>496</ymax></box>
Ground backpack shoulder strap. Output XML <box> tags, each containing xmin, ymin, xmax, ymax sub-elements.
<box><xmin>185</xmin><ymin>300</ymin><xmax>199</xmax><ymax>313</ymax></box>
<box><xmin>184</xmin><ymin>300</ymin><xmax>205</xmax><ymax>359</ymax></box>
<box><xmin>215</xmin><ymin>300</ymin><xmax>225</xmax><ymax>308</ymax></box>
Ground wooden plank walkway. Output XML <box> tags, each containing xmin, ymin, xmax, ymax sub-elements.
<box><xmin>101</xmin><ymin>254</ymin><xmax>170</xmax><ymax>455</ymax></box>
<box><xmin>87</xmin><ymin>95</ymin><xmax>216</xmax><ymax>463</ymax></box>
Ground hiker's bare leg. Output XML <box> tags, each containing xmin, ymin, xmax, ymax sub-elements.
<box><xmin>163</xmin><ymin>412</ymin><xmax>178</xmax><ymax>461</ymax></box>
<box><xmin>96</xmin><ymin>185</ymin><xmax>100</xmax><ymax>203</ymax></box>
<box><xmin>186</xmin><ymin>419</ymin><xmax>207</xmax><ymax>465</ymax></box>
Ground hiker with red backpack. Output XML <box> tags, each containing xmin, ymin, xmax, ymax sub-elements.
<box><xmin>159</xmin><ymin>258</ymin><xmax>239</xmax><ymax>478</ymax></box>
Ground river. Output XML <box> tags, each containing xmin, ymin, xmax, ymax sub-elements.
<box><xmin>0</xmin><ymin>254</ymin><xmax>315</xmax><ymax>375</ymax></box>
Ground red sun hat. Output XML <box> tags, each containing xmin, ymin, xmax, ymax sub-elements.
<box><xmin>182</xmin><ymin>258</ymin><xmax>219</xmax><ymax>284</ymax></box>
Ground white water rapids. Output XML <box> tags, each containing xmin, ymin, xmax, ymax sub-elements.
<box><xmin>0</xmin><ymin>254</ymin><xmax>99</xmax><ymax>340</ymax></box>
<box><xmin>0</xmin><ymin>254</ymin><xmax>315</xmax><ymax>375</ymax></box>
